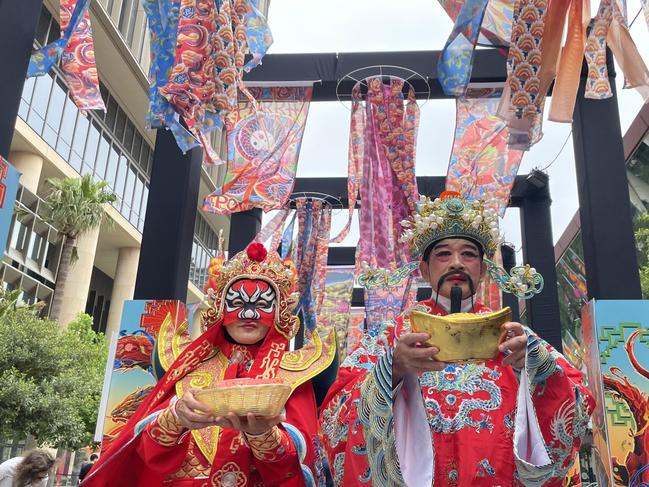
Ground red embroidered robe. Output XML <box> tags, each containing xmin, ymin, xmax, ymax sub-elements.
<box><xmin>83</xmin><ymin>320</ymin><xmax>335</xmax><ymax>486</ymax></box>
<box><xmin>320</xmin><ymin>299</ymin><xmax>594</xmax><ymax>486</ymax></box>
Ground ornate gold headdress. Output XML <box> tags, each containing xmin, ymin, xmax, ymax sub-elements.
<box><xmin>399</xmin><ymin>191</ymin><xmax>500</xmax><ymax>259</ymax></box>
<box><xmin>202</xmin><ymin>243</ymin><xmax>300</xmax><ymax>339</ymax></box>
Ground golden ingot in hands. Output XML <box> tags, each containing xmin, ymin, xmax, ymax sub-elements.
<box><xmin>409</xmin><ymin>307</ymin><xmax>512</xmax><ymax>362</ymax></box>
<box><xmin>193</xmin><ymin>378</ymin><xmax>292</xmax><ymax>418</ymax></box>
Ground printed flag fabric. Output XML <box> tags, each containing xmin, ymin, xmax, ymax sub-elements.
<box><xmin>143</xmin><ymin>0</ymin><xmax>273</xmax><ymax>162</ymax></box>
<box><xmin>446</xmin><ymin>92</ymin><xmax>524</xmax><ymax>216</ymax></box>
<box><xmin>437</xmin><ymin>0</ymin><xmax>490</xmax><ymax>96</ymax></box>
<box><xmin>318</xmin><ymin>267</ymin><xmax>355</xmax><ymax>361</ymax></box>
<box><xmin>294</xmin><ymin>199</ymin><xmax>332</xmax><ymax>336</ymax></box>
<box><xmin>354</xmin><ymin>77</ymin><xmax>419</xmax><ymax>272</ymax></box>
<box><xmin>203</xmin><ymin>86</ymin><xmax>312</xmax><ymax>214</ymax></box>
<box><xmin>28</xmin><ymin>0</ymin><xmax>105</xmax><ymax>112</ymax></box>
<box><xmin>437</xmin><ymin>0</ymin><xmax>514</xmax><ymax>48</ymax></box>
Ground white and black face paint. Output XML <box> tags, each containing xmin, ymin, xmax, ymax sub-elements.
<box><xmin>223</xmin><ymin>279</ymin><xmax>276</xmax><ymax>326</ymax></box>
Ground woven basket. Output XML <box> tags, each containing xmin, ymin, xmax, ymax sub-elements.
<box><xmin>193</xmin><ymin>378</ymin><xmax>292</xmax><ymax>417</ymax></box>
<box><xmin>410</xmin><ymin>307</ymin><xmax>512</xmax><ymax>362</ymax></box>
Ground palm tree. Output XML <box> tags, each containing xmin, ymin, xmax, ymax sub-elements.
<box><xmin>41</xmin><ymin>175</ymin><xmax>117</xmax><ymax>322</ymax></box>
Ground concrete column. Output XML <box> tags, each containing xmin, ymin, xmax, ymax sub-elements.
<box><xmin>57</xmin><ymin>225</ymin><xmax>100</xmax><ymax>328</ymax></box>
<box><xmin>105</xmin><ymin>247</ymin><xmax>140</xmax><ymax>337</ymax></box>
<box><xmin>8</xmin><ymin>151</ymin><xmax>42</xmax><ymax>194</ymax></box>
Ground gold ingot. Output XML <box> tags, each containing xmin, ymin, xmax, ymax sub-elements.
<box><xmin>409</xmin><ymin>307</ymin><xmax>512</xmax><ymax>363</ymax></box>
<box><xmin>193</xmin><ymin>379</ymin><xmax>292</xmax><ymax>418</ymax></box>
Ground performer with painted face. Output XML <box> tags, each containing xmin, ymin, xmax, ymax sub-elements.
<box><xmin>83</xmin><ymin>243</ymin><xmax>336</xmax><ymax>486</ymax></box>
<box><xmin>320</xmin><ymin>192</ymin><xmax>594</xmax><ymax>486</ymax></box>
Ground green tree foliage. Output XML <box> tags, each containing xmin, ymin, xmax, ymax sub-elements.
<box><xmin>40</xmin><ymin>175</ymin><xmax>116</xmax><ymax>322</ymax></box>
<box><xmin>0</xmin><ymin>299</ymin><xmax>107</xmax><ymax>449</ymax></box>
<box><xmin>635</xmin><ymin>211</ymin><xmax>649</xmax><ymax>298</ymax></box>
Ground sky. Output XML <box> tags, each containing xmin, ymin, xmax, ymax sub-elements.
<box><xmin>262</xmin><ymin>0</ymin><xmax>649</xmax><ymax>262</ymax></box>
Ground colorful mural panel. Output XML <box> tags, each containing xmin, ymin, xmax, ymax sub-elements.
<box><xmin>0</xmin><ymin>157</ymin><xmax>20</xmax><ymax>251</ymax></box>
<box><xmin>582</xmin><ymin>300</ymin><xmax>649</xmax><ymax>486</ymax></box>
<box><xmin>99</xmin><ymin>300</ymin><xmax>190</xmax><ymax>453</ymax></box>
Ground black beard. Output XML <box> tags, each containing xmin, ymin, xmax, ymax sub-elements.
<box><xmin>435</xmin><ymin>270</ymin><xmax>476</xmax><ymax>297</ymax></box>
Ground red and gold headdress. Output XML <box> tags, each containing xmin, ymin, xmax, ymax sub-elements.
<box><xmin>202</xmin><ymin>243</ymin><xmax>300</xmax><ymax>340</ymax></box>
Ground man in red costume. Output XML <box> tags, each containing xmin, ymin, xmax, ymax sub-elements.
<box><xmin>83</xmin><ymin>243</ymin><xmax>336</xmax><ymax>486</ymax></box>
<box><xmin>320</xmin><ymin>192</ymin><xmax>594</xmax><ymax>486</ymax></box>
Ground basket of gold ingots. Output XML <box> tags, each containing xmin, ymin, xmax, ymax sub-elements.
<box><xmin>194</xmin><ymin>378</ymin><xmax>292</xmax><ymax>417</ymax></box>
<box><xmin>409</xmin><ymin>307</ymin><xmax>512</xmax><ymax>362</ymax></box>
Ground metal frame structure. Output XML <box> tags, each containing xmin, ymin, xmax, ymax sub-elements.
<box><xmin>1</xmin><ymin>8</ymin><xmax>641</xmax><ymax>353</ymax></box>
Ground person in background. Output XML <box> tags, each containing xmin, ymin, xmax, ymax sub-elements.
<box><xmin>77</xmin><ymin>454</ymin><xmax>98</xmax><ymax>484</ymax></box>
<box><xmin>0</xmin><ymin>449</ymin><xmax>55</xmax><ymax>487</ymax></box>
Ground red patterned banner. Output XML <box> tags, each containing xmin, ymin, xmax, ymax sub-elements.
<box><xmin>446</xmin><ymin>94</ymin><xmax>524</xmax><ymax>216</ymax></box>
<box><xmin>203</xmin><ymin>86</ymin><xmax>312</xmax><ymax>214</ymax></box>
<box><xmin>60</xmin><ymin>0</ymin><xmax>105</xmax><ymax>111</ymax></box>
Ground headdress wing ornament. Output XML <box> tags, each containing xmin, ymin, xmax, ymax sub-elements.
<box><xmin>395</xmin><ymin>191</ymin><xmax>544</xmax><ymax>300</ymax></box>
<box><xmin>202</xmin><ymin>243</ymin><xmax>300</xmax><ymax>339</ymax></box>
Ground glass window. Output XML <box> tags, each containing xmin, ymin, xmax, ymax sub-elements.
<box><xmin>124</xmin><ymin>121</ymin><xmax>135</xmax><ymax>152</ymax></box>
<box><xmin>70</xmin><ymin>114</ymin><xmax>89</xmax><ymax>173</ymax></box>
<box><xmin>43</xmin><ymin>77</ymin><xmax>66</xmax><ymax>147</ymax></box>
<box><xmin>115</xmin><ymin>110</ymin><xmax>126</xmax><ymax>141</ymax></box>
<box><xmin>83</xmin><ymin>121</ymin><xmax>101</xmax><ymax>175</ymax></box>
<box><xmin>131</xmin><ymin>173</ymin><xmax>144</xmax><ymax>221</ymax></box>
<box><xmin>123</xmin><ymin>165</ymin><xmax>136</xmax><ymax>209</ymax></box>
<box><xmin>106</xmin><ymin>145</ymin><xmax>120</xmax><ymax>186</ymax></box>
<box><xmin>35</xmin><ymin>9</ymin><xmax>52</xmax><ymax>45</ymax></box>
<box><xmin>29</xmin><ymin>233</ymin><xmax>44</xmax><ymax>262</ymax></box>
<box><xmin>140</xmin><ymin>186</ymin><xmax>149</xmax><ymax>220</ymax></box>
<box><xmin>21</xmin><ymin>76</ymin><xmax>36</xmax><ymax>107</ymax></box>
<box><xmin>56</xmin><ymin>97</ymin><xmax>78</xmax><ymax>160</ymax></box>
<box><xmin>10</xmin><ymin>219</ymin><xmax>28</xmax><ymax>252</ymax></box>
<box><xmin>132</xmin><ymin>134</ymin><xmax>142</xmax><ymax>163</ymax></box>
<box><xmin>105</xmin><ymin>98</ymin><xmax>118</xmax><ymax>132</ymax></box>
<box><xmin>27</xmin><ymin>75</ymin><xmax>53</xmax><ymax>133</ymax></box>
<box><xmin>95</xmin><ymin>135</ymin><xmax>110</xmax><ymax>181</ymax></box>
<box><xmin>114</xmin><ymin>155</ymin><xmax>128</xmax><ymax>199</ymax></box>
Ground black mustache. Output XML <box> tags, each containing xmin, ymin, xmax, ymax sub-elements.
<box><xmin>436</xmin><ymin>270</ymin><xmax>475</xmax><ymax>295</ymax></box>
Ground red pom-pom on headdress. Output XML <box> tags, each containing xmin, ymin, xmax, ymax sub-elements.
<box><xmin>247</xmin><ymin>242</ymin><xmax>268</xmax><ymax>262</ymax></box>
<box><xmin>440</xmin><ymin>190</ymin><xmax>462</xmax><ymax>200</ymax></box>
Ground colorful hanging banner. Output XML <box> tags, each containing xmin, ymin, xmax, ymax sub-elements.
<box><xmin>437</xmin><ymin>0</ymin><xmax>514</xmax><ymax>48</ymax></box>
<box><xmin>293</xmin><ymin>199</ymin><xmax>332</xmax><ymax>335</ymax></box>
<box><xmin>318</xmin><ymin>267</ymin><xmax>355</xmax><ymax>361</ymax></box>
<box><xmin>437</xmin><ymin>0</ymin><xmax>490</xmax><ymax>96</ymax></box>
<box><xmin>203</xmin><ymin>86</ymin><xmax>312</xmax><ymax>214</ymax></box>
<box><xmin>446</xmin><ymin>93</ymin><xmax>524</xmax><ymax>216</ymax></box>
<box><xmin>355</xmin><ymin>77</ymin><xmax>419</xmax><ymax>271</ymax></box>
<box><xmin>28</xmin><ymin>0</ymin><xmax>105</xmax><ymax>111</ymax></box>
<box><xmin>143</xmin><ymin>0</ymin><xmax>273</xmax><ymax>161</ymax></box>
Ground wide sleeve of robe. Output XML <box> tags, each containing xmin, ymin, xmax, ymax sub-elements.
<box><xmin>319</xmin><ymin>318</ymin><xmax>408</xmax><ymax>486</ymax></box>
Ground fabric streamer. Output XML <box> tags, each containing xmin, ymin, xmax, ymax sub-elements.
<box><xmin>437</xmin><ymin>0</ymin><xmax>490</xmax><ymax>96</ymax></box>
<box><xmin>293</xmin><ymin>199</ymin><xmax>332</xmax><ymax>336</ymax></box>
<box><xmin>203</xmin><ymin>86</ymin><xmax>312</xmax><ymax>214</ymax></box>
<box><xmin>437</xmin><ymin>0</ymin><xmax>514</xmax><ymax>48</ymax></box>
<box><xmin>351</xmin><ymin>77</ymin><xmax>419</xmax><ymax>272</ymax></box>
<box><xmin>142</xmin><ymin>0</ymin><xmax>273</xmax><ymax>160</ymax></box>
<box><xmin>28</xmin><ymin>0</ymin><xmax>105</xmax><ymax>112</ymax></box>
<box><xmin>446</xmin><ymin>91</ymin><xmax>524</xmax><ymax>216</ymax></box>
<box><xmin>584</xmin><ymin>0</ymin><xmax>649</xmax><ymax>101</ymax></box>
